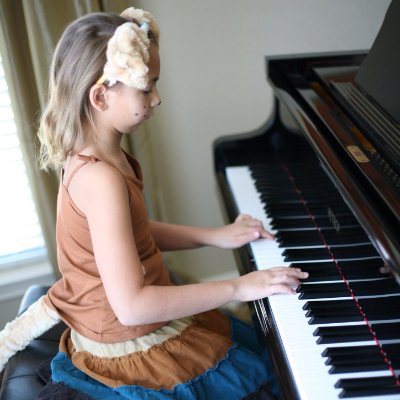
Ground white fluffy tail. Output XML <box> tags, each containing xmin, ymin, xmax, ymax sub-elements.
<box><xmin>0</xmin><ymin>296</ymin><xmax>60</xmax><ymax>372</ymax></box>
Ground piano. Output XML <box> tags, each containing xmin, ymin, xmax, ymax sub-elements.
<box><xmin>213</xmin><ymin>2</ymin><xmax>400</xmax><ymax>399</ymax></box>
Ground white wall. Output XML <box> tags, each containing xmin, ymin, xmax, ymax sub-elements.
<box><xmin>134</xmin><ymin>0</ymin><xmax>391</xmax><ymax>282</ymax></box>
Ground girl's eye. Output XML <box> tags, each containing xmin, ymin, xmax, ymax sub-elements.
<box><xmin>142</xmin><ymin>83</ymin><xmax>157</xmax><ymax>95</ymax></box>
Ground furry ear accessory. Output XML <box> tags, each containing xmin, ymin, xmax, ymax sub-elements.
<box><xmin>96</xmin><ymin>7</ymin><xmax>160</xmax><ymax>90</ymax></box>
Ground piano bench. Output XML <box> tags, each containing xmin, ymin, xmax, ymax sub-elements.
<box><xmin>0</xmin><ymin>285</ymin><xmax>66</xmax><ymax>400</ymax></box>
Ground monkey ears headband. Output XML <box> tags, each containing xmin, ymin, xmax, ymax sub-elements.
<box><xmin>96</xmin><ymin>7</ymin><xmax>159</xmax><ymax>90</ymax></box>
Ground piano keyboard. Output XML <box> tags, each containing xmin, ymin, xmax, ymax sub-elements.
<box><xmin>226</xmin><ymin>163</ymin><xmax>400</xmax><ymax>400</ymax></box>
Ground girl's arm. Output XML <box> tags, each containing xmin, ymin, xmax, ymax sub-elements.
<box><xmin>149</xmin><ymin>214</ymin><xmax>274</xmax><ymax>252</ymax></box>
<box><xmin>71</xmin><ymin>163</ymin><xmax>307</xmax><ymax>326</ymax></box>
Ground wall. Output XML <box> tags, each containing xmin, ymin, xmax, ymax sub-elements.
<box><xmin>0</xmin><ymin>270</ymin><xmax>54</xmax><ymax>329</ymax></box>
<box><xmin>133</xmin><ymin>0</ymin><xmax>391</xmax><ymax>282</ymax></box>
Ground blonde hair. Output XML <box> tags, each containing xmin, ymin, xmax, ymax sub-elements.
<box><xmin>37</xmin><ymin>11</ymin><xmax>159</xmax><ymax>172</ymax></box>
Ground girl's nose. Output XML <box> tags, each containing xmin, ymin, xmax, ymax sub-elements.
<box><xmin>151</xmin><ymin>88</ymin><xmax>161</xmax><ymax>107</ymax></box>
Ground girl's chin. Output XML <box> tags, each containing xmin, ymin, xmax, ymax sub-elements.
<box><xmin>123</xmin><ymin>122</ymin><xmax>146</xmax><ymax>134</ymax></box>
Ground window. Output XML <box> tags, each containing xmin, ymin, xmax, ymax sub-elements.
<box><xmin>0</xmin><ymin>54</ymin><xmax>51</xmax><ymax>275</ymax></box>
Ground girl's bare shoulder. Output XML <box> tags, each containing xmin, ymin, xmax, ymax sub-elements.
<box><xmin>65</xmin><ymin>157</ymin><xmax>128</xmax><ymax>214</ymax></box>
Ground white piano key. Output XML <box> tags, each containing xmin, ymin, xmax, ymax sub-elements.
<box><xmin>226</xmin><ymin>166</ymin><xmax>400</xmax><ymax>400</ymax></box>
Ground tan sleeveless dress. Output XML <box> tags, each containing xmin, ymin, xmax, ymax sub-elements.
<box><xmin>43</xmin><ymin>154</ymin><xmax>235</xmax><ymax>390</ymax></box>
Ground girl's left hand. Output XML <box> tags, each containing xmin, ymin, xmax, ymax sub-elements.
<box><xmin>211</xmin><ymin>214</ymin><xmax>274</xmax><ymax>249</ymax></box>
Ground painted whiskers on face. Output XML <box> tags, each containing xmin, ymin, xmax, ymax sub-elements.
<box><xmin>142</xmin><ymin>100</ymin><xmax>150</xmax><ymax>119</ymax></box>
<box><xmin>139</xmin><ymin>74</ymin><xmax>161</xmax><ymax>121</ymax></box>
<box><xmin>134</xmin><ymin>100</ymin><xmax>155</xmax><ymax>121</ymax></box>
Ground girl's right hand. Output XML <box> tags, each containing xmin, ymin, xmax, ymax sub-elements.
<box><xmin>234</xmin><ymin>267</ymin><xmax>309</xmax><ymax>302</ymax></box>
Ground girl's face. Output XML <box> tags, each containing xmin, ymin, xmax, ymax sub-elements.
<box><xmin>106</xmin><ymin>44</ymin><xmax>161</xmax><ymax>134</ymax></box>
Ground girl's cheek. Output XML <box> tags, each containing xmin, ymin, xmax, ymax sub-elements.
<box><xmin>134</xmin><ymin>106</ymin><xmax>147</xmax><ymax>118</ymax></box>
<box><xmin>132</xmin><ymin>104</ymin><xmax>149</xmax><ymax>123</ymax></box>
<box><xmin>134</xmin><ymin>110</ymin><xmax>143</xmax><ymax>119</ymax></box>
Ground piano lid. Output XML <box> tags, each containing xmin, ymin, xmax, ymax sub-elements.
<box><xmin>355</xmin><ymin>0</ymin><xmax>400</xmax><ymax>124</ymax></box>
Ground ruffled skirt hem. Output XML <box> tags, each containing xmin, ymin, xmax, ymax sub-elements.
<box><xmin>47</xmin><ymin>311</ymin><xmax>277</xmax><ymax>400</ymax></box>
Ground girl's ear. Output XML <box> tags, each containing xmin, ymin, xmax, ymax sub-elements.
<box><xmin>89</xmin><ymin>84</ymin><xmax>108</xmax><ymax>111</ymax></box>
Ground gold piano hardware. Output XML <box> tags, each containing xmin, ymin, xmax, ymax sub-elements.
<box><xmin>347</xmin><ymin>145</ymin><xmax>369</xmax><ymax>163</ymax></box>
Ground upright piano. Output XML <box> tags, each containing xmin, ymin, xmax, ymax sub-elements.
<box><xmin>213</xmin><ymin>2</ymin><xmax>400</xmax><ymax>399</ymax></box>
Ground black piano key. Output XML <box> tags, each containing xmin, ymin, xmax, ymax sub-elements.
<box><xmin>304</xmin><ymin>296</ymin><xmax>400</xmax><ymax>312</ymax></box>
<box><xmin>253</xmin><ymin>181</ymin><xmax>293</xmax><ymax>190</ymax></box>
<box><xmin>264</xmin><ymin>199</ymin><xmax>345</xmax><ymax>210</ymax></box>
<box><xmin>283</xmin><ymin>244</ymin><xmax>379</xmax><ymax>262</ymax></box>
<box><xmin>271</xmin><ymin>217</ymin><xmax>332</xmax><ymax>230</ymax></box>
<box><xmin>259</xmin><ymin>192</ymin><xmax>302</xmax><ymax>203</ymax></box>
<box><xmin>314</xmin><ymin>321</ymin><xmax>400</xmax><ymax>344</ymax></box>
<box><xmin>322</xmin><ymin>345</ymin><xmax>381</xmax><ymax>358</ymax></box>
<box><xmin>334</xmin><ymin>259</ymin><xmax>386</xmax><ymax>280</ymax></box>
<box><xmin>252</xmin><ymin>168</ymin><xmax>287</xmax><ymax>175</ymax></box>
<box><xmin>265</xmin><ymin>204</ymin><xmax>351</xmax><ymax>219</ymax></box>
<box><xmin>269</xmin><ymin>210</ymin><xmax>327</xmax><ymax>220</ymax></box>
<box><xmin>323</xmin><ymin>343</ymin><xmax>400</xmax><ymax>373</ymax></box>
<box><xmin>297</xmin><ymin>278</ymin><xmax>400</xmax><ymax>299</ymax></box>
<box><xmin>297</xmin><ymin>282</ymin><xmax>349</xmax><ymax>299</ymax></box>
<box><xmin>327</xmin><ymin>357</ymin><xmax>388</xmax><ymax>373</ymax></box>
<box><xmin>335</xmin><ymin>376</ymin><xmax>400</xmax><ymax>398</ymax></box>
<box><xmin>324</xmin><ymin>347</ymin><xmax>387</xmax><ymax>373</ymax></box>
<box><xmin>251</xmin><ymin>167</ymin><xmax>323</xmax><ymax>182</ymax></box>
<box><xmin>284</xmin><ymin>247</ymin><xmax>329</xmax><ymax>262</ymax></box>
<box><xmin>304</xmin><ymin>300</ymin><xmax>363</xmax><ymax>324</ymax></box>
<box><xmin>277</xmin><ymin>227</ymin><xmax>369</xmax><ymax>247</ymax></box>
<box><xmin>336</xmin><ymin>376</ymin><xmax>400</xmax><ymax>389</ymax></box>
<box><xmin>314</xmin><ymin>324</ymin><xmax>374</xmax><ymax>344</ymax></box>
<box><xmin>304</xmin><ymin>296</ymin><xmax>400</xmax><ymax>324</ymax></box>
<box><xmin>253</xmin><ymin>184</ymin><xmax>292</xmax><ymax>193</ymax></box>
<box><xmin>252</xmin><ymin>164</ymin><xmax>318</xmax><ymax>175</ymax></box>
<box><xmin>290</xmin><ymin>258</ymin><xmax>386</xmax><ymax>282</ymax></box>
<box><xmin>358</xmin><ymin>296</ymin><xmax>400</xmax><ymax>319</ymax></box>
<box><xmin>271</xmin><ymin>214</ymin><xmax>360</xmax><ymax>230</ymax></box>
<box><xmin>290</xmin><ymin>261</ymin><xmax>343</xmax><ymax>281</ymax></box>
<box><xmin>261</xmin><ymin>200</ymin><xmax>310</xmax><ymax>210</ymax></box>
<box><xmin>361</xmin><ymin>278</ymin><xmax>397</xmax><ymax>295</ymax></box>
<box><xmin>306</xmin><ymin>309</ymin><xmax>363</xmax><ymax>324</ymax></box>
<box><xmin>265</xmin><ymin>207</ymin><xmax>320</xmax><ymax>219</ymax></box>
<box><xmin>371</xmin><ymin>322</ymin><xmax>400</xmax><ymax>340</ymax></box>
<box><xmin>259</xmin><ymin>191</ymin><xmax>344</xmax><ymax>205</ymax></box>
<box><xmin>349</xmin><ymin>278</ymin><xmax>400</xmax><ymax>296</ymax></box>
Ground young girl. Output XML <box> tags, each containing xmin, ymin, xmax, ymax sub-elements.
<box><xmin>0</xmin><ymin>7</ymin><xmax>308</xmax><ymax>399</ymax></box>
